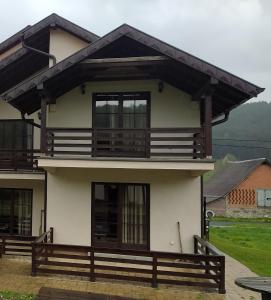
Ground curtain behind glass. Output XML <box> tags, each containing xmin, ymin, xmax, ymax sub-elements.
<box><xmin>122</xmin><ymin>185</ymin><xmax>147</xmax><ymax>246</ymax></box>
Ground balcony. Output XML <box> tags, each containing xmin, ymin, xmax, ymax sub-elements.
<box><xmin>45</xmin><ymin>127</ymin><xmax>206</xmax><ymax>159</ymax></box>
<box><xmin>0</xmin><ymin>149</ymin><xmax>40</xmax><ymax>171</ymax></box>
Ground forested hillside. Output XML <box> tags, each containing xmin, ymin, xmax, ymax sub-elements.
<box><xmin>213</xmin><ymin>101</ymin><xmax>271</xmax><ymax>160</ymax></box>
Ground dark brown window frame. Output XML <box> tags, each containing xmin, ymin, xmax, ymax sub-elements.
<box><xmin>91</xmin><ymin>182</ymin><xmax>150</xmax><ymax>251</ymax></box>
<box><xmin>0</xmin><ymin>188</ymin><xmax>33</xmax><ymax>236</ymax></box>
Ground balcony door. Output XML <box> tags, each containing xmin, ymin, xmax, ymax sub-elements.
<box><xmin>92</xmin><ymin>92</ymin><xmax>150</xmax><ymax>157</ymax></box>
<box><xmin>92</xmin><ymin>183</ymin><xmax>149</xmax><ymax>250</ymax></box>
<box><xmin>0</xmin><ymin>120</ymin><xmax>33</xmax><ymax>169</ymax></box>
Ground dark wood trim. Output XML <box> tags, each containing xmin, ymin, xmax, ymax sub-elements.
<box><xmin>39</xmin><ymin>92</ymin><xmax>48</xmax><ymax>154</ymax></box>
<box><xmin>204</xmin><ymin>95</ymin><xmax>212</xmax><ymax>157</ymax></box>
<box><xmin>44</xmin><ymin>171</ymin><xmax>47</xmax><ymax>233</ymax></box>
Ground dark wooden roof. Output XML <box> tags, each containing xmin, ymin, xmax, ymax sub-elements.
<box><xmin>0</xmin><ymin>13</ymin><xmax>98</xmax><ymax>54</ymax></box>
<box><xmin>1</xmin><ymin>23</ymin><xmax>264</xmax><ymax>115</ymax></box>
<box><xmin>0</xmin><ymin>14</ymin><xmax>99</xmax><ymax>94</ymax></box>
<box><xmin>204</xmin><ymin>158</ymin><xmax>270</xmax><ymax>201</ymax></box>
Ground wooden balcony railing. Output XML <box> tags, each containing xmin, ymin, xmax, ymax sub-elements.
<box><xmin>46</xmin><ymin>127</ymin><xmax>205</xmax><ymax>159</ymax></box>
<box><xmin>0</xmin><ymin>149</ymin><xmax>41</xmax><ymax>171</ymax></box>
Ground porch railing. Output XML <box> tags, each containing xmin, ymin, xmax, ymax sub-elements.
<box><xmin>31</xmin><ymin>234</ymin><xmax>225</xmax><ymax>293</ymax></box>
<box><xmin>0</xmin><ymin>149</ymin><xmax>41</xmax><ymax>171</ymax></box>
<box><xmin>0</xmin><ymin>234</ymin><xmax>37</xmax><ymax>256</ymax></box>
<box><xmin>46</xmin><ymin>127</ymin><xmax>205</xmax><ymax>159</ymax></box>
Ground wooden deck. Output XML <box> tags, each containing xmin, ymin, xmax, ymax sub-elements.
<box><xmin>37</xmin><ymin>287</ymin><xmax>136</xmax><ymax>300</ymax></box>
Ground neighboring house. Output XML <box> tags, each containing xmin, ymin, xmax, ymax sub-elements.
<box><xmin>205</xmin><ymin>158</ymin><xmax>271</xmax><ymax>217</ymax></box>
<box><xmin>0</xmin><ymin>14</ymin><xmax>264</xmax><ymax>291</ymax></box>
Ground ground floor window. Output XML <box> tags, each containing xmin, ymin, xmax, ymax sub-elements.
<box><xmin>257</xmin><ymin>189</ymin><xmax>271</xmax><ymax>207</ymax></box>
<box><xmin>92</xmin><ymin>183</ymin><xmax>149</xmax><ymax>250</ymax></box>
<box><xmin>0</xmin><ymin>189</ymin><xmax>32</xmax><ymax>235</ymax></box>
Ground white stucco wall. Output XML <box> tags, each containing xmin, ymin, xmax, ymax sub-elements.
<box><xmin>0</xmin><ymin>179</ymin><xmax>44</xmax><ymax>236</ymax></box>
<box><xmin>47</xmin><ymin>168</ymin><xmax>201</xmax><ymax>253</ymax></box>
<box><xmin>0</xmin><ymin>100</ymin><xmax>41</xmax><ymax>149</ymax></box>
<box><xmin>49</xmin><ymin>28</ymin><xmax>89</xmax><ymax>66</ymax></box>
<box><xmin>48</xmin><ymin>80</ymin><xmax>200</xmax><ymax>128</ymax></box>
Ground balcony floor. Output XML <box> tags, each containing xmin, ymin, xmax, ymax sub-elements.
<box><xmin>38</xmin><ymin>156</ymin><xmax>215</xmax><ymax>173</ymax></box>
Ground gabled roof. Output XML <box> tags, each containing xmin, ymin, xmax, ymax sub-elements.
<box><xmin>204</xmin><ymin>158</ymin><xmax>270</xmax><ymax>202</ymax></box>
<box><xmin>2</xmin><ymin>23</ymin><xmax>264</xmax><ymax>115</ymax></box>
<box><xmin>0</xmin><ymin>14</ymin><xmax>99</xmax><ymax>94</ymax></box>
<box><xmin>0</xmin><ymin>13</ymin><xmax>98</xmax><ymax>55</ymax></box>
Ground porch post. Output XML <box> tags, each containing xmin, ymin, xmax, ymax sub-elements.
<box><xmin>204</xmin><ymin>94</ymin><xmax>212</xmax><ymax>158</ymax></box>
<box><xmin>38</xmin><ymin>85</ymin><xmax>49</xmax><ymax>155</ymax></box>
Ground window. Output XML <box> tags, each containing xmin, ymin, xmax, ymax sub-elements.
<box><xmin>0</xmin><ymin>189</ymin><xmax>32</xmax><ymax>235</ymax></box>
<box><xmin>92</xmin><ymin>183</ymin><xmax>149</xmax><ymax>250</ymax></box>
<box><xmin>92</xmin><ymin>92</ymin><xmax>150</xmax><ymax>157</ymax></box>
<box><xmin>257</xmin><ymin>189</ymin><xmax>271</xmax><ymax>207</ymax></box>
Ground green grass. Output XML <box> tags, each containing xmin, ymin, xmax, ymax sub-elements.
<box><xmin>0</xmin><ymin>291</ymin><xmax>35</xmax><ymax>300</ymax></box>
<box><xmin>212</xmin><ymin>216</ymin><xmax>271</xmax><ymax>223</ymax></box>
<box><xmin>210</xmin><ymin>222</ymin><xmax>271</xmax><ymax>276</ymax></box>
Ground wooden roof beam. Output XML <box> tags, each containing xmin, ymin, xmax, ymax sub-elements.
<box><xmin>192</xmin><ymin>77</ymin><xmax>218</xmax><ymax>101</ymax></box>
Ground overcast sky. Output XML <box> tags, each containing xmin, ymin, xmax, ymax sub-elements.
<box><xmin>0</xmin><ymin>0</ymin><xmax>269</xmax><ymax>102</ymax></box>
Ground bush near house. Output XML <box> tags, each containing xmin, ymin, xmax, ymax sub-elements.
<box><xmin>210</xmin><ymin>221</ymin><xmax>271</xmax><ymax>276</ymax></box>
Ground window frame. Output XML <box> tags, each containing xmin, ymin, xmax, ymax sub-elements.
<box><xmin>91</xmin><ymin>182</ymin><xmax>150</xmax><ymax>250</ymax></box>
<box><xmin>0</xmin><ymin>188</ymin><xmax>33</xmax><ymax>236</ymax></box>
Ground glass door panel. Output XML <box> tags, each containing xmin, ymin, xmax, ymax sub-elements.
<box><xmin>0</xmin><ymin>189</ymin><xmax>12</xmax><ymax>234</ymax></box>
<box><xmin>93</xmin><ymin>184</ymin><xmax>119</xmax><ymax>246</ymax></box>
<box><xmin>13</xmin><ymin>190</ymin><xmax>32</xmax><ymax>235</ymax></box>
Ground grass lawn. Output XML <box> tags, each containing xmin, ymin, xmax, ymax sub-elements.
<box><xmin>0</xmin><ymin>291</ymin><xmax>35</xmax><ymax>300</ymax></box>
<box><xmin>210</xmin><ymin>221</ymin><xmax>271</xmax><ymax>276</ymax></box>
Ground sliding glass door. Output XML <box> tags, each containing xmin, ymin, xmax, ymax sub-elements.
<box><xmin>92</xmin><ymin>183</ymin><xmax>149</xmax><ymax>250</ymax></box>
<box><xmin>0</xmin><ymin>189</ymin><xmax>32</xmax><ymax>235</ymax></box>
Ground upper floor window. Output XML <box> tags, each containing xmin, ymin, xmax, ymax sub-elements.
<box><xmin>257</xmin><ymin>189</ymin><xmax>271</xmax><ymax>207</ymax></box>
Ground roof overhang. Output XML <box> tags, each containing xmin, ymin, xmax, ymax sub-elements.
<box><xmin>2</xmin><ymin>23</ymin><xmax>264</xmax><ymax>117</ymax></box>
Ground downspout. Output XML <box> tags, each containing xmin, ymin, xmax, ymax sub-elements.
<box><xmin>21</xmin><ymin>35</ymin><xmax>57</xmax><ymax>66</ymax></box>
<box><xmin>212</xmin><ymin>111</ymin><xmax>229</xmax><ymax>126</ymax></box>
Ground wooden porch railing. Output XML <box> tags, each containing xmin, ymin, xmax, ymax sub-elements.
<box><xmin>0</xmin><ymin>234</ymin><xmax>37</xmax><ymax>256</ymax></box>
<box><xmin>194</xmin><ymin>235</ymin><xmax>225</xmax><ymax>294</ymax></box>
<box><xmin>0</xmin><ymin>149</ymin><xmax>41</xmax><ymax>171</ymax></box>
<box><xmin>46</xmin><ymin>127</ymin><xmax>205</xmax><ymax>159</ymax></box>
<box><xmin>31</xmin><ymin>233</ymin><xmax>225</xmax><ymax>293</ymax></box>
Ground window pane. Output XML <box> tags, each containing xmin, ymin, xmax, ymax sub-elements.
<box><xmin>122</xmin><ymin>185</ymin><xmax>148</xmax><ymax>246</ymax></box>
<box><xmin>14</xmin><ymin>190</ymin><xmax>32</xmax><ymax>235</ymax></box>
<box><xmin>0</xmin><ymin>190</ymin><xmax>12</xmax><ymax>234</ymax></box>
<box><xmin>95</xmin><ymin>101</ymin><xmax>107</xmax><ymax>113</ymax></box>
<box><xmin>135</xmin><ymin>100</ymin><xmax>147</xmax><ymax>113</ymax></box>
<box><xmin>123</xmin><ymin>114</ymin><xmax>135</xmax><ymax>129</ymax></box>
<box><xmin>94</xmin><ymin>184</ymin><xmax>118</xmax><ymax>243</ymax></box>
<box><xmin>123</xmin><ymin>100</ymin><xmax>134</xmax><ymax>113</ymax></box>
<box><xmin>95</xmin><ymin>114</ymin><xmax>119</xmax><ymax>128</ymax></box>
